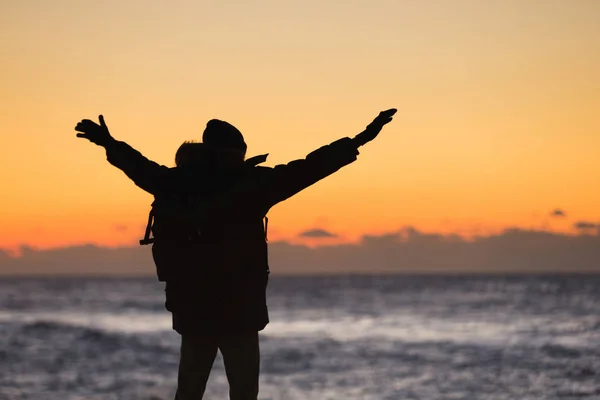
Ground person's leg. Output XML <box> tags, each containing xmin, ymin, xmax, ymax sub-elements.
<box><xmin>219</xmin><ymin>331</ymin><xmax>260</xmax><ymax>400</ymax></box>
<box><xmin>174</xmin><ymin>334</ymin><xmax>219</xmax><ymax>400</ymax></box>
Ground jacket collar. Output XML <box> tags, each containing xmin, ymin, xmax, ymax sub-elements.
<box><xmin>244</xmin><ymin>153</ymin><xmax>269</xmax><ymax>167</ymax></box>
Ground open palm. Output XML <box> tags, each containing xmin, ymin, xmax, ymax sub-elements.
<box><xmin>75</xmin><ymin>115</ymin><xmax>113</xmax><ymax>146</ymax></box>
<box><xmin>354</xmin><ymin>108</ymin><xmax>397</xmax><ymax>146</ymax></box>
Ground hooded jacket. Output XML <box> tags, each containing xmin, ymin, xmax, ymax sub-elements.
<box><xmin>104</xmin><ymin>136</ymin><xmax>360</xmax><ymax>334</ymax></box>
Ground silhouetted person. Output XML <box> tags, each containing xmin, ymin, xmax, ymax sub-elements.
<box><xmin>74</xmin><ymin>108</ymin><xmax>396</xmax><ymax>400</ymax></box>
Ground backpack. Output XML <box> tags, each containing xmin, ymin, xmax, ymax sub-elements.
<box><xmin>139</xmin><ymin>196</ymin><xmax>269</xmax><ymax>282</ymax></box>
<box><xmin>139</xmin><ymin>153</ymin><xmax>270</xmax><ymax>282</ymax></box>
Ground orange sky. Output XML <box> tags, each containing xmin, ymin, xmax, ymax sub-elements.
<box><xmin>1</xmin><ymin>0</ymin><xmax>599</xmax><ymax>251</ymax></box>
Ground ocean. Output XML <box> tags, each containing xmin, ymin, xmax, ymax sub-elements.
<box><xmin>0</xmin><ymin>275</ymin><xmax>599</xmax><ymax>400</ymax></box>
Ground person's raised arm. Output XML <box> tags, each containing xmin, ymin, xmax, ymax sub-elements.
<box><xmin>144</xmin><ymin>109</ymin><xmax>397</xmax><ymax>223</ymax></box>
<box><xmin>75</xmin><ymin>115</ymin><xmax>169</xmax><ymax>195</ymax></box>
<box><xmin>257</xmin><ymin>108</ymin><xmax>397</xmax><ymax>209</ymax></box>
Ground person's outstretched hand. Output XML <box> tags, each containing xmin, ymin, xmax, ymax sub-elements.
<box><xmin>75</xmin><ymin>115</ymin><xmax>114</xmax><ymax>147</ymax></box>
<box><xmin>353</xmin><ymin>108</ymin><xmax>397</xmax><ymax>147</ymax></box>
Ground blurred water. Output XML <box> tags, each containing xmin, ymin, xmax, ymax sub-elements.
<box><xmin>0</xmin><ymin>274</ymin><xmax>599</xmax><ymax>400</ymax></box>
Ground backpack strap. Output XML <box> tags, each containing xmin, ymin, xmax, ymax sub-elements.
<box><xmin>264</xmin><ymin>216</ymin><xmax>269</xmax><ymax>242</ymax></box>
<box><xmin>264</xmin><ymin>216</ymin><xmax>270</xmax><ymax>275</ymax></box>
<box><xmin>139</xmin><ymin>208</ymin><xmax>155</xmax><ymax>245</ymax></box>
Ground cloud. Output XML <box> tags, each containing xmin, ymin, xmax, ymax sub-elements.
<box><xmin>550</xmin><ymin>209</ymin><xmax>566</xmax><ymax>217</ymax></box>
<box><xmin>0</xmin><ymin>249</ymin><xmax>11</xmax><ymax>262</ymax></box>
<box><xmin>298</xmin><ymin>229</ymin><xmax>338</xmax><ymax>238</ymax></box>
<box><xmin>574</xmin><ymin>221</ymin><xmax>598</xmax><ymax>230</ymax></box>
<box><xmin>270</xmin><ymin>228</ymin><xmax>600</xmax><ymax>275</ymax></box>
<box><xmin>2</xmin><ymin>228</ymin><xmax>600</xmax><ymax>276</ymax></box>
<box><xmin>0</xmin><ymin>245</ymin><xmax>154</xmax><ymax>276</ymax></box>
<box><xmin>113</xmin><ymin>225</ymin><xmax>129</xmax><ymax>232</ymax></box>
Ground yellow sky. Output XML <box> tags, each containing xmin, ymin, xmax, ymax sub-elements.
<box><xmin>1</xmin><ymin>0</ymin><xmax>599</xmax><ymax>251</ymax></box>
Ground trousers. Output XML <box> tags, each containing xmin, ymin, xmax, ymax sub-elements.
<box><xmin>174</xmin><ymin>331</ymin><xmax>260</xmax><ymax>400</ymax></box>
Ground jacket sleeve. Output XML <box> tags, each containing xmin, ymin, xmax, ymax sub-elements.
<box><xmin>259</xmin><ymin>137</ymin><xmax>360</xmax><ymax>209</ymax></box>
<box><xmin>104</xmin><ymin>140</ymin><xmax>171</xmax><ymax>195</ymax></box>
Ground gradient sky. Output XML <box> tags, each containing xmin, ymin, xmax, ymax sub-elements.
<box><xmin>1</xmin><ymin>0</ymin><xmax>599</xmax><ymax>252</ymax></box>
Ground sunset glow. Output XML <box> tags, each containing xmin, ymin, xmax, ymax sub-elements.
<box><xmin>2</xmin><ymin>0</ymin><xmax>599</xmax><ymax>253</ymax></box>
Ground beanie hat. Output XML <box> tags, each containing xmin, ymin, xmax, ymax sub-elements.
<box><xmin>202</xmin><ymin>119</ymin><xmax>247</xmax><ymax>156</ymax></box>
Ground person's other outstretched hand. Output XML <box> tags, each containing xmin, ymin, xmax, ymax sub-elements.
<box><xmin>353</xmin><ymin>108</ymin><xmax>397</xmax><ymax>147</ymax></box>
<box><xmin>75</xmin><ymin>115</ymin><xmax>114</xmax><ymax>147</ymax></box>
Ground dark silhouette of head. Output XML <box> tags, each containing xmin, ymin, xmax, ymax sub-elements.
<box><xmin>203</xmin><ymin>119</ymin><xmax>247</xmax><ymax>161</ymax></box>
<box><xmin>175</xmin><ymin>120</ymin><xmax>247</xmax><ymax>169</ymax></box>
<box><xmin>175</xmin><ymin>141</ymin><xmax>207</xmax><ymax>167</ymax></box>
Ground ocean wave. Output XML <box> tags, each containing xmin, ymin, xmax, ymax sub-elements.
<box><xmin>2</xmin><ymin>276</ymin><xmax>600</xmax><ymax>399</ymax></box>
<box><xmin>1</xmin><ymin>319</ymin><xmax>179</xmax><ymax>381</ymax></box>
<box><xmin>264</xmin><ymin>314</ymin><xmax>522</xmax><ymax>345</ymax></box>
<box><xmin>0</xmin><ymin>310</ymin><xmax>172</xmax><ymax>334</ymax></box>
<box><xmin>16</xmin><ymin>320</ymin><xmax>129</xmax><ymax>354</ymax></box>
<box><xmin>541</xmin><ymin>343</ymin><xmax>583</xmax><ymax>359</ymax></box>
<box><xmin>264</xmin><ymin>312</ymin><xmax>600</xmax><ymax>350</ymax></box>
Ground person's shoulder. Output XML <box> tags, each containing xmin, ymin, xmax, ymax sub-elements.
<box><xmin>238</xmin><ymin>165</ymin><xmax>273</xmax><ymax>185</ymax></box>
<box><xmin>163</xmin><ymin>166</ymin><xmax>180</xmax><ymax>176</ymax></box>
<box><xmin>163</xmin><ymin>166</ymin><xmax>202</xmax><ymax>187</ymax></box>
<box><xmin>249</xmin><ymin>165</ymin><xmax>274</xmax><ymax>176</ymax></box>
<box><xmin>252</xmin><ymin>165</ymin><xmax>273</xmax><ymax>172</ymax></box>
